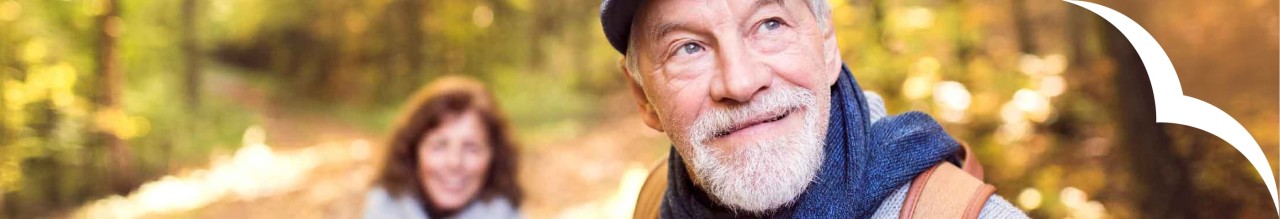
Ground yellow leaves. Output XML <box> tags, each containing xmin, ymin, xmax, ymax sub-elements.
<box><xmin>898</xmin><ymin>76</ymin><xmax>933</xmax><ymax>100</ymax></box>
<box><xmin>901</xmin><ymin>57</ymin><xmax>941</xmax><ymax>100</ymax></box>
<box><xmin>1012</xmin><ymin>89</ymin><xmax>1051</xmax><ymax>123</ymax></box>
<box><xmin>47</xmin><ymin>65</ymin><xmax>79</xmax><ymax>109</ymax></box>
<box><xmin>0</xmin><ymin>133</ymin><xmax>39</xmax><ymax>193</ymax></box>
<box><xmin>1017</xmin><ymin>54</ymin><xmax>1070</xmax><ymax>99</ymax></box>
<box><xmin>342</xmin><ymin>12</ymin><xmax>367</xmax><ymax>34</ymax></box>
<box><xmin>19</xmin><ymin>39</ymin><xmax>46</xmax><ymax>64</ymax></box>
<box><xmin>93</xmin><ymin>108</ymin><xmax>151</xmax><ymax>140</ymax></box>
<box><xmin>932</xmin><ymin>81</ymin><xmax>971</xmax><ymax>123</ymax></box>
<box><xmin>889</xmin><ymin>6</ymin><xmax>935</xmax><ymax>33</ymax></box>
<box><xmin>1017</xmin><ymin>185</ymin><xmax>1109</xmax><ymax>218</ymax></box>
<box><xmin>995</xmin><ymin>89</ymin><xmax>1053</xmax><ymax>144</ymax></box>
<box><xmin>1017</xmin><ymin>187</ymin><xmax>1043</xmax><ymax>210</ymax></box>
<box><xmin>44</xmin><ymin>63</ymin><xmax>78</xmax><ymax>92</ymax></box>
<box><xmin>3</xmin><ymin>77</ymin><xmax>26</xmax><ymax>111</ymax></box>
<box><xmin>1060</xmin><ymin>186</ymin><xmax>1108</xmax><ymax>219</ymax></box>
<box><xmin>472</xmin><ymin>4</ymin><xmax>493</xmax><ymax>29</ymax></box>
<box><xmin>1018</xmin><ymin>53</ymin><xmax>1068</xmax><ymax>77</ymax></box>
<box><xmin>1038</xmin><ymin>75</ymin><xmax>1067</xmax><ymax>97</ymax></box>
<box><xmin>3</xmin><ymin>61</ymin><xmax>82</xmax><ymax>112</ymax></box>
<box><xmin>1</xmin><ymin>43</ymin><xmax>88</xmax><ymax>173</ymax></box>
<box><xmin>504</xmin><ymin>0</ymin><xmax>530</xmax><ymax>13</ymax></box>
<box><xmin>914</xmin><ymin>55</ymin><xmax>943</xmax><ymax>76</ymax></box>
<box><xmin>900</xmin><ymin>56</ymin><xmax>978</xmax><ymax>124</ymax></box>
<box><xmin>428</xmin><ymin>1</ymin><xmax>496</xmax><ymax>40</ymax></box>
<box><xmin>30</xmin><ymin>63</ymin><xmax>77</xmax><ymax>98</ymax></box>
<box><xmin>0</xmin><ymin>150</ymin><xmax>27</xmax><ymax>192</ymax></box>
<box><xmin>81</xmin><ymin>0</ymin><xmax>111</xmax><ymax>17</ymax></box>
<box><xmin>0</xmin><ymin>0</ymin><xmax>20</xmax><ymax>22</ymax></box>
<box><xmin>982</xmin><ymin>54</ymin><xmax>1071</xmax><ymax>145</ymax></box>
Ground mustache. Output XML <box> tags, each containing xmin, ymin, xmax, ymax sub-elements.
<box><xmin>689</xmin><ymin>87</ymin><xmax>817</xmax><ymax>141</ymax></box>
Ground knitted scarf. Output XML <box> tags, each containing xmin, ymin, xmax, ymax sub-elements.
<box><xmin>660</xmin><ymin>64</ymin><xmax>962</xmax><ymax>218</ymax></box>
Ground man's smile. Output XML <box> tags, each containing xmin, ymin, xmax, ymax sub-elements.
<box><xmin>706</xmin><ymin>106</ymin><xmax>804</xmax><ymax>145</ymax></box>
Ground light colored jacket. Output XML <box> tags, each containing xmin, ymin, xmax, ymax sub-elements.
<box><xmin>363</xmin><ymin>186</ymin><xmax>521</xmax><ymax>219</ymax></box>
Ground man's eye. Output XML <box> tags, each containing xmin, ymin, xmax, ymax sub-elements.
<box><xmin>678</xmin><ymin>43</ymin><xmax>704</xmax><ymax>55</ymax></box>
<box><xmin>759</xmin><ymin>19</ymin><xmax>782</xmax><ymax>32</ymax></box>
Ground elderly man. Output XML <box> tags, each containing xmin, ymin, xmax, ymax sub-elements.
<box><xmin>600</xmin><ymin>0</ymin><xmax>1028</xmax><ymax>218</ymax></box>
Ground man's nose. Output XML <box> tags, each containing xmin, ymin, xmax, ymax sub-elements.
<box><xmin>710</xmin><ymin>42</ymin><xmax>771</xmax><ymax>103</ymax></box>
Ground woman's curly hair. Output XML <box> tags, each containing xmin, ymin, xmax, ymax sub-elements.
<box><xmin>375</xmin><ymin>76</ymin><xmax>522</xmax><ymax>214</ymax></box>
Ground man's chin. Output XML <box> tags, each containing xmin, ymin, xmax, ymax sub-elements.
<box><xmin>672</xmin><ymin>85</ymin><xmax>827</xmax><ymax>213</ymax></box>
<box><xmin>689</xmin><ymin>135</ymin><xmax>824</xmax><ymax>214</ymax></box>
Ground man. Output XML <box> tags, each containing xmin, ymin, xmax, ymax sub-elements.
<box><xmin>599</xmin><ymin>0</ymin><xmax>1029</xmax><ymax>218</ymax></box>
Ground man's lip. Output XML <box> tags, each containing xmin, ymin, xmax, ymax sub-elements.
<box><xmin>712</xmin><ymin>107</ymin><xmax>796</xmax><ymax>139</ymax></box>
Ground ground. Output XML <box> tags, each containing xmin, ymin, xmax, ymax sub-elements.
<box><xmin>71</xmin><ymin>72</ymin><xmax>672</xmax><ymax>219</ymax></box>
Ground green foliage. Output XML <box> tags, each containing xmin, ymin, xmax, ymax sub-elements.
<box><xmin>1</xmin><ymin>0</ymin><xmax>254</xmax><ymax>216</ymax></box>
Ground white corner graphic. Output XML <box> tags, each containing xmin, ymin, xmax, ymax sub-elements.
<box><xmin>1064</xmin><ymin>0</ymin><xmax>1279</xmax><ymax>214</ymax></box>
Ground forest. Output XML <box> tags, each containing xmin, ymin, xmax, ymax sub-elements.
<box><xmin>0</xmin><ymin>0</ymin><xmax>1277</xmax><ymax>218</ymax></box>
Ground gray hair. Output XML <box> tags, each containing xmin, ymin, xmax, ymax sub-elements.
<box><xmin>623</xmin><ymin>0</ymin><xmax>831</xmax><ymax>85</ymax></box>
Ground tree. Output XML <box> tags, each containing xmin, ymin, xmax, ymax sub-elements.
<box><xmin>95</xmin><ymin>0</ymin><xmax>134</xmax><ymax>194</ymax></box>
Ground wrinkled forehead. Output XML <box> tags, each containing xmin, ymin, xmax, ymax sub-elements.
<box><xmin>631</xmin><ymin>0</ymin><xmax>787</xmax><ymax>42</ymax></box>
<box><xmin>630</xmin><ymin>0</ymin><xmax>702</xmax><ymax>42</ymax></box>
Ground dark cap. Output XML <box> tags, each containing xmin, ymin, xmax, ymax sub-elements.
<box><xmin>600</xmin><ymin>0</ymin><xmax>646</xmax><ymax>54</ymax></box>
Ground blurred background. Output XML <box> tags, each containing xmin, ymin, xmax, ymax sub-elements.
<box><xmin>0</xmin><ymin>0</ymin><xmax>1277</xmax><ymax>218</ymax></box>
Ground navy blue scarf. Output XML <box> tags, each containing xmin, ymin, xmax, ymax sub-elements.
<box><xmin>660</xmin><ymin>64</ymin><xmax>962</xmax><ymax>218</ymax></box>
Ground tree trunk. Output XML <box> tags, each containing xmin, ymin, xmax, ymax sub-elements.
<box><xmin>182</xmin><ymin>0</ymin><xmax>201</xmax><ymax>109</ymax></box>
<box><xmin>1104</xmin><ymin>19</ymin><xmax>1195</xmax><ymax>218</ymax></box>
<box><xmin>96</xmin><ymin>0</ymin><xmax>134</xmax><ymax>195</ymax></box>
<box><xmin>869</xmin><ymin>0</ymin><xmax>888</xmax><ymax>51</ymax></box>
<box><xmin>1011</xmin><ymin>0</ymin><xmax>1037</xmax><ymax>54</ymax></box>
<box><xmin>404</xmin><ymin>0</ymin><xmax>424</xmax><ymax>89</ymax></box>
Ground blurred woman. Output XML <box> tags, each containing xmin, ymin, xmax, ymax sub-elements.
<box><xmin>364</xmin><ymin>76</ymin><xmax>523</xmax><ymax>219</ymax></box>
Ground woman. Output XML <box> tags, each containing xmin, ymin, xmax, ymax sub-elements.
<box><xmin>364</xmin><ymin>76</ymin><xmax>523</xmax><ymax>219</ymax></box>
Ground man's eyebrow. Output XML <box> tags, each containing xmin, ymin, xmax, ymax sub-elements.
<box><xmin>750</xmin><ymin>0</ymin><xmax>786</xmax><ymax>14</ymax></box>
<box><xmin>646</xmin><ymin>21</ymin><xmax>686</xmax><ymax>45</ymax></box>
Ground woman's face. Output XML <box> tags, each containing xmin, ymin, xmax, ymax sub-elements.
<box><xmin>417</xmin><ymin>111</ymin><xmax>493</xmax><ymax>211</ymax></box>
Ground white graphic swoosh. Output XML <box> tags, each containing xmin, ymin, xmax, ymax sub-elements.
<box><xmin>1064</xmin><ymin>0</ymin><xmax>1279</xmax><ymax>214</ymax></box>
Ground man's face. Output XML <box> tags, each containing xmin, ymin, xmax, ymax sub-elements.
<box><xmin>622</xmin><ymin>0</ymin><xmax>842</xmax><ymax>213</ymax></box>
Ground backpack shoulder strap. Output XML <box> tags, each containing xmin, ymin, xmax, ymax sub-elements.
<box><xmin>899</xmin><ymin>144</ymin><xmax>997</xmax><ymax>219</ymax></box>
<box><xmin>633</xmin><ymin>158</ymin><xmax>669</xmax><ymax>219</ymax></box>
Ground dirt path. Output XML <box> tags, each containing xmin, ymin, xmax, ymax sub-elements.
<box><xmin>71</xmin><ymin>72</ymin><xmax>673</xmax><ymax>218</ymax></box>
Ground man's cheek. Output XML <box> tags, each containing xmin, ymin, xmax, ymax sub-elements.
<box><xmin>668</xmin><ymin>95</ymin><xmax>705</xmax><ymax>133</ymax></box>
<box><xmin>649</xmin><ymin>96</ymin><xmax>684</xmax><ymax>131</ymax></box>
<box><xmin>767</xmin><ymin>58</ymin><xmax>819</xmax><ymax>88</ymax></box>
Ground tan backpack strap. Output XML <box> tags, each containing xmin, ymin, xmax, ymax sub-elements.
<box><xmin>633</xmin><ymin>158</ymin><xmax>669</xmax><ymax>219</ymax></box>
<box><xmin>899</xmin><ymin>143</ymin><xmax>996</xmax><ymax>219</ymax></box>
<box><xmin>958</xmin><ymin>143</ymin><xmax>984</xmax><ymax>180</ymax></box>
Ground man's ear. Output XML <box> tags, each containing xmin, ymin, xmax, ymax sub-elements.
<box><xmin>820</xmin><ymin>15</ymin><xmax>842</xmax><ymax>86</ymax></box>
<box><xmin>620</xmin><ymin>57</ymin><xmax>665</xmax><ymax>132</ymax></box>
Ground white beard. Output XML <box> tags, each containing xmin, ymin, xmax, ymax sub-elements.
<box><xmin>675</xmin><ymin>86</ymin><xmax>825</xmax><ymax>214</ymax></box>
